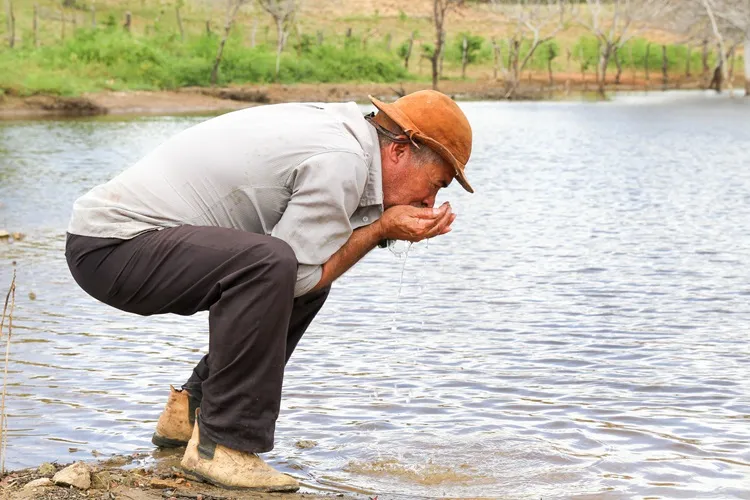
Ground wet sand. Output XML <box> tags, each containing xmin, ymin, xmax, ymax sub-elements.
<box><xmin>0</xmin><ymin>454</ymin><xmax>364</xmax><ymax>500</ymax></box>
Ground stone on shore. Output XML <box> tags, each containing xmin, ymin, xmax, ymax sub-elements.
<box><xmin>37</xmin><ymin>462</ymin><xmax>56</xmax><ymax>476</ymax></box>
<box><xmin>0</xmin><ymin>230</ymin><xmax>9</xmax><ymax>240</ymax></box>
<box><xmin>52</xmin><ymin>461</ymin><xmax>91</xmax><ymax>490</ymax></box>
<box><xmin>23</xmin><ymin>478</ymin><xmax>53</xmax><ymax>489</ymax></box>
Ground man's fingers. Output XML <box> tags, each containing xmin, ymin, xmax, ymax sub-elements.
<box><xmin>422</xmin><ymin>207</ymin><xmax>454</xmax><ymax>239</ymax></box>
<box><xmin>412</xmin><ymin>203</ymin><xmax>449</xmax><ymax>219</ymax></box>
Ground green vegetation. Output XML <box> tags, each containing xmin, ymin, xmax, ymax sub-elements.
<box><xmin>0</xmin><ymin>1</ymin><xmax>740</xmax><ymax>97</ymax></box>
<box><xmin>0</xmin><ymin>25</ymin><xmax>409</xmax><ymax>96</ymax></box>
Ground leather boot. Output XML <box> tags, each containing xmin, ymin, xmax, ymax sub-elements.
<box><xmin>180</xmin><ymin>412</ymin><xmax>299</xmax><ymax>492</ymax></box>
<box><xmin>151</xmin><ymin>385</ymin><xmax>196</xmax><ymax>448</ymax></box>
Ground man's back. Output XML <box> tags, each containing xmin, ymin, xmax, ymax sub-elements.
<box><xmin>68</xmin><ymin>102</ymin><xmax>378</xmax><ymax>241</ymax></box>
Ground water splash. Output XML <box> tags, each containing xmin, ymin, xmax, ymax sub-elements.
<box><xmin>389</xmin><ymin>241</ymin><xmax>413</xmax><ymax>333</ymax></box>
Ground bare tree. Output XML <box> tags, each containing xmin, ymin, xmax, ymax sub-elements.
<box><xmin>498</xmin><ymin>0</ymin><xmax>569</xmax><ymax>99</ymax></box>
<box><xmin>671</xmin><ymin>0</ymin><xmax>746</xmax><ymax>94</ymax></box>
<box><xmin>430</xmin><ymin>0</ymin><xmax>463</xmax><ymax>90</ymax></box>
<box><xmin>211</xmin><ymin>0</ymin><xmax>249</xmax><ymax>86</ymax></box>
<box><xmin>576</xmin><ymin>0</ymin><xmax>676</xmax><ymax>97</ymax></box>
<box><xmin>258</xmin><ymin>0</ymin><xmax>297</xmax><ymax>81</ymax></box>
<box><xmin>700</xmin><ymin>0</ymin><xmax>750</xmax><ymax>95</ymax></box>
<box><xmin>5</xmin><ymin>0</ymin><xmax>15</xmax><ymax>48</ymax></box>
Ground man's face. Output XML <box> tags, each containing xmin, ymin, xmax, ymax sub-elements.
<box><xmin>381</xmin><ymin>142</ymin><xmax>455</xmax><ymax>210</ymax></box>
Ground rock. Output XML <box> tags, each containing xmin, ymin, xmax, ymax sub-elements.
<box><xmin>11</xmin><ymin>232</ymin><xmax>24</xmax><ymax>241</ymax></box>
<box><xmin>37</xmin><ymin>462</ymin><xmax>57</xmax><ymax>476</ymax></box>
<box><xmin>91</xmin><ymin>471</ymin><xmax>112</xmax><ymax>490</ymax></box>
<box><xmin>53</xmin><ymin>461</ymin><xmax>91</xmax><ymax>490</ymax></box>
<box><xmin>28</xmin><ymin>292</ymin><xmax>36</xmax><ymax>301</ymax></box>
<box><xmin>295</xmin><ymin>439</ymin><xmax>318</xmax><ymax>449</ymax></box>
<box><xmin>23</xmin><ymin>478</ymin><xmax>53</xmax><ymax>489</ymax></box>
<box><xmin>0</xmin><ymin>230</ymin><xmax>9</xmax><ymax>240</ymax></box>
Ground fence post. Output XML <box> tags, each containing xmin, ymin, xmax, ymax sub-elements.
<box><xmin>461</xmin><ymin>35</ymin><xmax>468</xmax><ymax>79</ymax></box>
<box><xmin>33</xmin><ymin>4</ymin><xmax>39</xmax><ymax>48</ymax></box>
<box><xmin>124</xmin><ymin>11</ymin><xmax>131</xmax><ymax>32</ymax></box>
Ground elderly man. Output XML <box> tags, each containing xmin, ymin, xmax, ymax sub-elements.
<box><xmin>65</xmin><ymin>90</ymin><xmax>473</xmax><ymax>492</ymax></box>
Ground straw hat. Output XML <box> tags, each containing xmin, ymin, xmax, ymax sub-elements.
<box><xmin>369</xmin><ymin>90</ymin><xmax>474</xmax><ymax>193</ymax></box>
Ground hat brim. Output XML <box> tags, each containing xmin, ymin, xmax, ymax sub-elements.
<box><xmin>369</xmin><ymin>95</ymin><xmax>474</xmax><ymax>194</ymax></box>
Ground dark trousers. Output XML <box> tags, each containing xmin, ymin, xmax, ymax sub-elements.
<box><xmin>65</xmin><ymin>225</ymin><xmax>330</xmax><ymax>454</ymax></box>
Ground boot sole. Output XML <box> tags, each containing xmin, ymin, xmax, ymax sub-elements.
<box><xmin>181</xmin><ymin>467</ymin><xmax>300</xmax><ymax>493</ymax></box>
<box><xmin>151</xmin><ymin>432</ymin><xmax>189</xmax><ymax>448</ymax></box>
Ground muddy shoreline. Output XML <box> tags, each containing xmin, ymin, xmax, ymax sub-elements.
<box><xmin>0</xmin><ymin>78</ymin><xmax>709</xmax><ymax>120</ymax></box>
<box><xmin>0</xmin><ymin>453</ymin><xmax>366</xmax><ymax>500</ymax></box>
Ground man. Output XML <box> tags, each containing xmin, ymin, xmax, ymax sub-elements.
<box><xmin>65</xmin><ymin>90</ymin><xmax>473</xmax><ymax>492</ymax></box>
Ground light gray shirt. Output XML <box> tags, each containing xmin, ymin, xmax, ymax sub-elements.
<box><xmin>67</xmin><ymin>102</ymin><xmax>384</xmax><ymax>297</ymax></box>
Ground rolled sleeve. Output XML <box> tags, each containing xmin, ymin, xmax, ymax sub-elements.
<box><xmin>271</xmin><ymin>151</ymin><xmax>368</xmax><ymax>296</ymax></box>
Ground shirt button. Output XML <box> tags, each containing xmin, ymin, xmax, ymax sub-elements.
<box><xmin>363</xmin><ymin>216</ymin><xmax>369</xmax><ymax>222</ymax></box>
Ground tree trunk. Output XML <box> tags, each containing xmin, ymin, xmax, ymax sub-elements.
<box><xmin>662</xmin><ymin>45</ymin><xmax>668</xmax><ymax>90</ymax></box>
<box><xmin>385</xmin><ymin>33</ymin><xmax>392</xmax><ymax>52</ymax></box>
<box><xmin>6</xmin><ymin>0</ymin><xmax>15</xmax><ymax>48</ymax></box>
<box><xmin>685</xmin><ymin>44</ymin><xmax>691</xmax><ymax>78</ymax></box>
<box><xmin>431</xmin><ymin>27</ymin><xmax>444</xmax><ymax>90</ymax></box>
<box><xmin>461</xmin><ymin>36</ymin><xmax>468</xmax><ymax>79</ymax></box>
<box><xmin>491</xmin><ymin>38</ymin><xmax>499</xmax><ymax>81</ymax></box>
<box><xmin>701</xmin><ymin>38</ymin><xmax>709</xmax><ymax>88</ymax></box>
<box><xmin>124</xmin><ymin>11</ymin><xmax>131</xmax><ymax>32</ymax></box>
<box><xmin>547</xmin><ymin>54</ymin><xmax>553</xmax><ymax>86</ymax></box>
<box><xmin>565</xmin><ymin>48</ymin><xmax>571</xmax><ymax>95</ymax></box>
<box><xmin>505</xmin><ymin>39</ymin><xmax>520</xmax><ymax>97</ymax></box>
<box><xmin>33</xmin><ymin>4</ymin><xmax>39</xmax><ymax>48</ymax></box>
<box><xmin>614</xmin><ymin>47</ymin><xmax>622</xmax><ymax>84</ymax></box>
<box><xmin>499</xmin><ymin>39</ymin><xmax>508</xmax><ymax>81</ymax></box>
<box><xmin>439</xmin><ymin>29</ymin><xmax>446</xmax><ymax>79</ymax></box>
<box><xmin>176</xmin><ymin>6</ymin><xmax>184</xmax><ymax>41</ymax></box>
<box><xmin>206</xmin><ymin>19</ymin><xmax>211</xmax><ymax>35</ymax></box>
<box><xmin>210</xmin><ymin>1</ymin><xmax>242</xmax><ymax>86</ymax></box>
<box><xmin>645</xmin><ymin>43</ymin><xmax>651</xmax><ymax>85</ymax></box>
<box><xmin>580</xmin><ymin>44</ymin><xmax>586</xmax><ymax>91</ymax></box>
<box><xmin>431</xmin><ymin>50</ymin><xmax>439</xmax><ymax>90</ymax></box>
<box><xmin>404</xmin><ymin>31</ymin><xmax>414</xmax><ymax>69</ymax></box>
<box><xmin>316</xmin><ymin>29</ymin><xmax>322</xmax><ymax>45</ymax></box>
<box><xmin>728</xmin><ymin>45</ymin><xmax>736</xmax><ymax>85</ymax></box>
<box><xmin>251</xmin><ymin>19</ymin><xmax>258</xmax><ymax>48</ymax></box>
<box><xmin>745</xmin><ymin>31</ymin><xmax>750</xmax><ymax>97</ymax></box>
<box><xmin>598</xmin><ymin>45</ymin><xmax>611</xmax><ymax>97</ymax></box>
<box><xmin>275</xmin><ymin>19</ymin><xmax>284</xmax><ymax>81</ymax></box>
<box><xmin>710</xmin><ymin>63</ymin><xmax>723</xmax><ymax>92</ymax></box>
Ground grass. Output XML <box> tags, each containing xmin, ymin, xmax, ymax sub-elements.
<box><xmin>0</xmin><ymin>269</ymin><xmax>16</xmax><ymax>475</ymax></box>
<box><xmin>0</xmin><ymin>1</ymin><xmax>743</xmax><ymax>96</ymax></box>
<box><xmin>0</xmin><ymin>26</ymin><xmax>411</xmax><ymax>96</ymax></box>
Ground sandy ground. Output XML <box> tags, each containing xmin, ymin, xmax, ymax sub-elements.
<box><xmin>0</xmin><ymin>76</ymin><xmax>711</xmax><ymax>120</ymax></box>
<box><xmin>0</xmin><ymin>453</ymin><xmax>366</xmax><ymax>500</ymax></box>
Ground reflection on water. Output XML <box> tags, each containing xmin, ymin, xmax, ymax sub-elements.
<box><xmin>1</xmin><ymin>93</ymin><xmax>750</xmax><ymax>499</ymax></box>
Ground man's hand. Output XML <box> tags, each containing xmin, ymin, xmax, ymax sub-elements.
<box><xmin>375</xmin><ymin>202</ymin><xmax>456</xmax><ymax>243</ymax></box>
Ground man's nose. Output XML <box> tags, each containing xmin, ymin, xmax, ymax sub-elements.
<box><xmin>422</xmin><ymin>195</ymin><xmax>437</xmax><ymax>208</ymax></box>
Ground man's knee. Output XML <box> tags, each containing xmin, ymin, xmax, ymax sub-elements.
<box><xmin>255</xmin><ymin>237</ymin><xmax>298</xmax><ymax>286</ymax></box>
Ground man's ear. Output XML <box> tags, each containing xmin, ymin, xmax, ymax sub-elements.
<box><xmin>392</xmin><ymin>141</ymin><xmax>409</xmax><ymax>164</ymax></box>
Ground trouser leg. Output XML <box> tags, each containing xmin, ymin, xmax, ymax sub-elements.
<box><xmin>65</xmin><ymin>225</ymin><xmax>298</xmax><ymax>453</ymax></box>
<box><xmin>181</xmin><ymin>286</ymin><xmax>330</xmax><ymax>409</ymax></box>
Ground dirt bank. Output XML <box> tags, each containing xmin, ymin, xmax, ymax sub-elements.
<box><xmin>0</xmin><ymin>76</ymin><xmax>711</xmax><ymax>121</ymax></box>
<box><xmin>0</xmin><ymin>453</ymin><xmax>365</xmax><ymax>500</ymax></box>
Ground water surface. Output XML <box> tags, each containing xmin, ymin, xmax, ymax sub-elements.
<box><xmin>1</xmin><ymin>92</ymin><xmax>749</xmax><ymax>499</ymax></box>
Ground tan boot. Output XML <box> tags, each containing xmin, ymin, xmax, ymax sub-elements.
<box><xmin>180</xmin><ymin>414</ymin><xmax>299</xmax><ymax>492</ymax></box>
<box><xmin>151</xmin><ymin>385</ymin><xmax>195</xmax><ymax>448</ymax></box>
